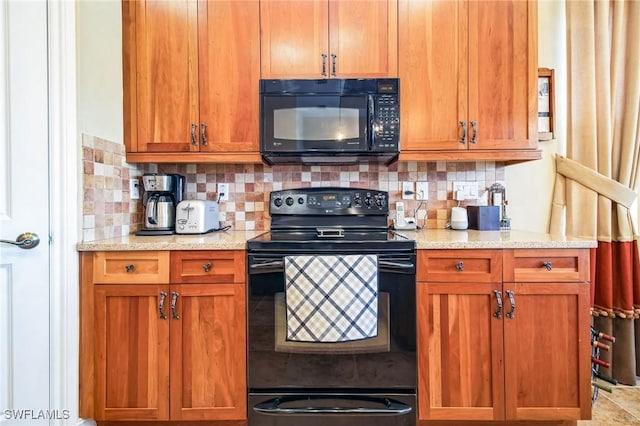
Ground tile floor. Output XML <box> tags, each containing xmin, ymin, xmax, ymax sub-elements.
<box><xmin>578</xmin><ymin>381</ymin><xmax>640</xmax><ymax>425</ymax></box>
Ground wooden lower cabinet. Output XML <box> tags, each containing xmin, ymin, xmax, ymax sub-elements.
<box><xmin>417</xmin><ymin>249</ymin><xmax>591</xmax><ymax>422</ymax></box>
<box><xmin>82</xmin><ymin>251</ymin><xmax>247</xmax><ymax>422</ymax></box>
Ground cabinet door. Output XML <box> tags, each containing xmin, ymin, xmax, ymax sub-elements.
<box><xmin>198</xmin><ymin>0</ymin><xmax>260</xmax><ymax>153</ymax></box>
<box><xmin>128</xmin><ymin>0</ymin><xmax>199</xmax><ymax>153</ymax></box>
<box><xmin>503</xmin><ymin>282</ymin><xmax>591</xmax><ymax>420</ymax></box>
<box><xmin>399</xmin><ymin>0</ymin><xmax>467</xmax><ymax>151</ymax></box>
<box><xmin>170</xmin><ymin>284</ymin><xmax>247</xmax><ymax>420</ymax></box>
<box><xmin>94</xmin><ymin>285</ymin><xmax>170</xmax><ymax>420</ymax></box>
<box><xmin>418</xmin><ymin>282</ymin><xmax>505</xmax><ymax>421</ymax></box>
<box><xmin>329</xmin><ymin>0</ymin><xmax>398</xmax><ymax>78</ymax></box>
<box><xmin>260</xmin><ymin>0</ymin><xmax>329</xmax><ymax>78</ymax></box>
<box><xmin>468</xmin><ymin>0</ymin><xmax>537</xmax><ymax>150</ymax></box>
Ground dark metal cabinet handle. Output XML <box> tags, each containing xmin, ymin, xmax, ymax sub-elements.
<box><xmin>470</xmin><ymin>120</ymin><xmax>477</xmax><ymax>143</ymax></box>
<box><xmin>542</xmin><ymin>261</ymin><xmax>552</xmax><ymax>271</ymax></box>
<box><xmin>459</xmin><ymin>121</ymin><xmax>467</xmax><ymax>144</ymax></box>
<box><xmin>202</xmin><ymin>262</ymin><xmax>212</xmax><ymax>272</ymax></box>
<box><xmin>493</xmin><ymin>290</ymin><xmax>503</xmax><ymax>319</ymax></box>
<box><xmin>125</xmin><ymin>264</ymin><xmax>135</xmax><ymax>273</ymax></box>
<box><xmin>506</xmin><ymin>290</ymin><xmax>516</xmax><ymax>319</ymax></box>
<box><xmin>331</xmin><ymin>54</ymin><xmax>337</xmax><ymax>76</ymax></box>
<box><xmin>321</xmin><ymin>53</ymin><xmax>327</xmax><ymax>76</ymax></box>
<box><xmin>1</xmin><ymin>232</ymin><xmax>40</xmax><ymax>249</ymax></box>
<box><xmin>200</xmin><ymin>123</ymin><xmax>208</xmax><ymax>146</ymax></box>
<box><xmin>191</xmin><ymin>123</ymin><xmax>198</xmax><ymax>145</ymax></box>
<box><xmin>455</xmin><ymin>261</ymin><xmax>464</xmax><ymax>271</ymax></box>
<box><xmin>158</xmin><ymin>292</ymin><xmax>167</xmax><ymax>320</ymax></box>
<box><xmin>171</xmin><ymin>291</ymin><xmax>180</xmax><ymax>320</ymax></box>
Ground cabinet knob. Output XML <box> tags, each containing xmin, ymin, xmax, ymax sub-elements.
<box><xmin>125</xmin><ymin>264</ymin><xmax>135</xmax><ymax>273</ymax></box>
<box><xmin>455</xmin><ymin>261</ymin><xmax>464</xmax><ymax>271</ymax></box>
<box><xmin>542</xmin><ymin>261</ymin><xmax>552</xmax><ymax>271</ymax></box>
<box><xmin>203</xmin><ymin>262</ymin><xmax>212</xmax><ymax>272</ymax></box>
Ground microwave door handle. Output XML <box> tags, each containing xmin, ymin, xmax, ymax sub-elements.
<box><xmin>369</xmin><ymin>95</ymin><xmax>375</xmax><ymax>148</ymax></box>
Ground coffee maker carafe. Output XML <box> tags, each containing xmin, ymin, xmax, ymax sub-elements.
<box><xmin>135</xmin><ymin>173</ymin><xmax>185</xmax><ymax>235</ymax></box>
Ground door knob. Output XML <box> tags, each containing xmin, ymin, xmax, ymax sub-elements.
<box><xmin>0</xmin><ymin>232</ymin><xmax>40</xmax><ymax>249</ymax></box>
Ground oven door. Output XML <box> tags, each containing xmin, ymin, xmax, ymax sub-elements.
<box><xmin>261</xmin><ymin>94</ymin><xmax>370</xmax><ymax>153</ymax></box>
<box><xmin>247</xmin><ymin>251</ymin><xmax>416</xmax><ymax>391</ymax></box>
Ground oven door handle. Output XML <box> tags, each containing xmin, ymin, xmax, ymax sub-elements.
<box><xmin>378</xmin><ymin>260</ymin><xmax>414</xmax><ymax>270</ymax></box>
<box><xmin>253</xmin><ymin>395</ymin><xmax>412</xmax><ymax>416</ymax></box>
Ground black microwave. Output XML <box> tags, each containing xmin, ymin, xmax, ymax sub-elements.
<box><xmin>260</xmin><ymin>78</ymin><xmax>400</xmax><ymax>165</ymax></box>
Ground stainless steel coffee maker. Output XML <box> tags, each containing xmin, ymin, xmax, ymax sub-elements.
<box><xmin>135</xmin><ymin>173</ymin><xmax>185</xmax><ymax>235</ymax></box>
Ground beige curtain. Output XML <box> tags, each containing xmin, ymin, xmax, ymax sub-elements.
<box><xmin>550</xmin><ymin>0</ymin><xmax>640</xmax><ymax>384</ymax></box>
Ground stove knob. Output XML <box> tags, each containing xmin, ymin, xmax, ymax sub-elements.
<box><xmin>285</xmin><ymin>196</ymin><xmax>294</xmax><ymax>206</ymax></box>
<box><xmin>274</xmin><ymin>197</ymin><xmax>283</xmax><ymax>207</ymax></box>
<box><xmin>297</xmin><ymin>197</ymin><xmax>304</xmax><ymax>205</ymax></box>
<box><xmin>376</xmin><ymin>197</ymin><xmax>384</xmax><ymax>207</ymax></box>
<box><xmin>364</xmin><ymin>196</ymin><xmax>372</xmax><ymax>206</ymax></box>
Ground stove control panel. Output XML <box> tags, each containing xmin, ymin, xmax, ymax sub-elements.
<box><xmin>270</xmin><ymin>188</ymin><xmax>388</xmax><ymax>215</ymax></box>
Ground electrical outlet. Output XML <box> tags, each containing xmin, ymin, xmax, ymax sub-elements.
<box><xmin>217</xmin><ymin>183</ymin><xmax>229</xmax><ymax>202</ymax></box>
<box><xmin>129</xmin><ymin>178</ymin><xmax>140</xmax><ymax>200</ymax></box>
<box><xmin>402</xmin><ymin>181</ymin><xmax>414</xmax><ymax>200</ymax></box>
<box><xmin>416</xmin><ymin>181</ymin><xmax>428</xmax><ymax>200</ymax></box>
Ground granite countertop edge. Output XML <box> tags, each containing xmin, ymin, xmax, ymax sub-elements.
<box><xmin>76</xmin><ymin>229</ymin><xmax>597</xmax><ymax>251</ymax></box>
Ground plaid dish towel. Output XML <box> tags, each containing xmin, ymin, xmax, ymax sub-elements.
<box><xmin>285</xmin><ymin>254</ymin><xmax>378</xmax><ymax>343</ymax></box>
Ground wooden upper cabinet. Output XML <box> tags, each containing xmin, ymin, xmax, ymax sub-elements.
<box><xmin>129</xmin><ymin>0</ymin><xmax>198</xmax><ymax>153</ymax></box>
<box><xmin>123</xmin><ymin>0</ymin><xmax>261</xmax><ymax>161</ymax></box>
<box><xmin>260</xmin><ymin>0</ymin><xmax>398</xmax><ymax>79</ymax></box>
<box><xmin>399</xmin><ymin>0</ymin><xmax>539</xmax><ymax>160</ymax></box>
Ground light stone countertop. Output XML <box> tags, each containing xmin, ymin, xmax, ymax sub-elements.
<box><xmin>76</xmin><ymin>230</ymin><xmax>265</xmax><ymax>251</ymax></box>
<box><xmin>394</xmin><ymin>229</ymin><xmax>597</xmax><ymax>249</ymax></box>
<box><xmin>76</xmin><ymin>229</ymin><xmax>597</xmax><ymax>251</ymax></box>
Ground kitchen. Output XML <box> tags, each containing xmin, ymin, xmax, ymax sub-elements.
<box><xmin>2</xmin><ymin>0</ymin><xmax>637</xmax><ymax>425</ymax></box>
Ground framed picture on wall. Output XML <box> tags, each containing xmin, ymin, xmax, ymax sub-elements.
<box><xmin>538</xmin><ymin>68</ymin><xmax>555</xmax><ymax>141</ymax></box>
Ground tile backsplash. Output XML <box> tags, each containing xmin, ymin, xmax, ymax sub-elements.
<box><xmin>81</xmin><ymin>134</ymin><xmax>505</xmax><ymax>240</ymax></box>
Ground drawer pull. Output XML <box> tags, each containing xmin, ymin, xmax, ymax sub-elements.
<box><xmin>158</xmin><ymin>292</ymin><xmax>167</xmax><ymax>320</ymax></box>
<box><xmin>506</xmin><ymin>290</ymin><xmax>516</xmax><ymax>319</ymax></box>
<box><xmin>203</xmin><ymin>262</ymin><xmax>212</xmax><ymax>272</ymax></box>
<box><xmin>171</xmin><ymin>291</ymin><xmax>180</xmax><ymax>320</ymax></box>
<box><xmin>455</xmin><ymin>261</ymin><xmax>464</xmax><ymax>271</ymax></box>
<box><xmin>542</xmin><ymin>261</ymin><xmax>552</xmax><ymax>271</ymax></box>
<box><xmin>493</xmin><ymin>290</ymin><xmax>503</xmax><ymax>319</ymax></box>
<box><xmin>125</xmin><ymin>264</ymin><xmax>135</xmax><ymax>273</ymax></box>
<box><xmin>459</xmin><ymin>121</ymin><xmax>467</xmax><ymax>144</ymax></box>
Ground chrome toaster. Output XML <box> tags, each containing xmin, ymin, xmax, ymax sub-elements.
<box><xmin>175</xmin><ymin>200</ymin><xmax>220</xmax><ymax>234</ymax></box>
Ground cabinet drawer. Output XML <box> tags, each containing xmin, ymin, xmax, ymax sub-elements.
<box><xmin>504</xmin><ymin>249</ymin><xmax>590</xmax><ymax>282</ymax></box>
<box><xmin>171</xmin><ymin>250</ymin><xmax>245</xmax><ymax>283</ymax></box>
<box><xmin>418</xmin><ymin>249</ymin><xmax>502</xmax><ymax>282</ymax></box>
<box><xmin>92</xmin><ymin>251</ymin><xmax>170</xmax><ymax>284</ymax></box>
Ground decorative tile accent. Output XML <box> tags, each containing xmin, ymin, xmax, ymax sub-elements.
<box><xmin>80</xmin><ymin>134</ymin><xmax>507</xmax><ymax>239</ymax></box>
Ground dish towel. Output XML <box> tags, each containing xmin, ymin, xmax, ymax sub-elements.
<box><xmin>284</xmin><ymin>254</ymin><xmax>378</xmax><ymax>343</ymax></box>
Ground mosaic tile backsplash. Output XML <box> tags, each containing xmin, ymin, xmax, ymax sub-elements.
<box><xmin>81</xmin><ymin>134</ymin><xmax>506</xmax><ymax>240</ymax></box>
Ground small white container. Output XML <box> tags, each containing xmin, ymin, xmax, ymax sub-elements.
<box><xmin>450</xmin><ymin>207</ymin><xmax>468</xmax><ymax>230</ymax></box>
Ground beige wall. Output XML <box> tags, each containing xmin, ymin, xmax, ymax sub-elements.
<box><xmin>76</xmin><ymin>0</ymin><xmax>123</xmax><ymax>143</ymax></box>
<box><xmin>506</xmin><ymin>1</ymin><xmax>567</xmax><ymax>233</ymax></box>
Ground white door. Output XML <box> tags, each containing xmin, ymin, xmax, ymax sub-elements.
<box><xmin>0</xmin><ymin>1</ymin><xmax>52</xmax><ymax>423</ymax></box>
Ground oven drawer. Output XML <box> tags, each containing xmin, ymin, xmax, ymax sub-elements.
<box><xmin>92</xmin><ymin>251</ymin><xmax>170</xmax><ymax>284</ymax></box>
<box><xmin>417</xmin><ymin>249</ymin><xmax>502</xmax><ymax>282</ymax></box>
<box><xmin>170</xmin><ymin>250</ymin><xmax>245</xmax><ymax>283</ymax></box>
<box><xmin>503</xmin><ymin>249</ymin><xmax>590</xmax><ymax>282</ymax></box>
<box><xmin>248</xmin><ymin>393</ymin><xmax>416</xmax><ymax>426</ymax></box>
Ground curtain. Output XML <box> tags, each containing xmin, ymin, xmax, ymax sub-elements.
<box><xmin>549</xmin><ymin>1</ymin><xmax>640</xmax><ymax>385</ymax></box>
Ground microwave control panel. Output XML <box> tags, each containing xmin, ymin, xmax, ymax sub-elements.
<box><xmin>373</xmin><ymin>94</ymin><xmax>400</xmax><ymax>150</ymax></box>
